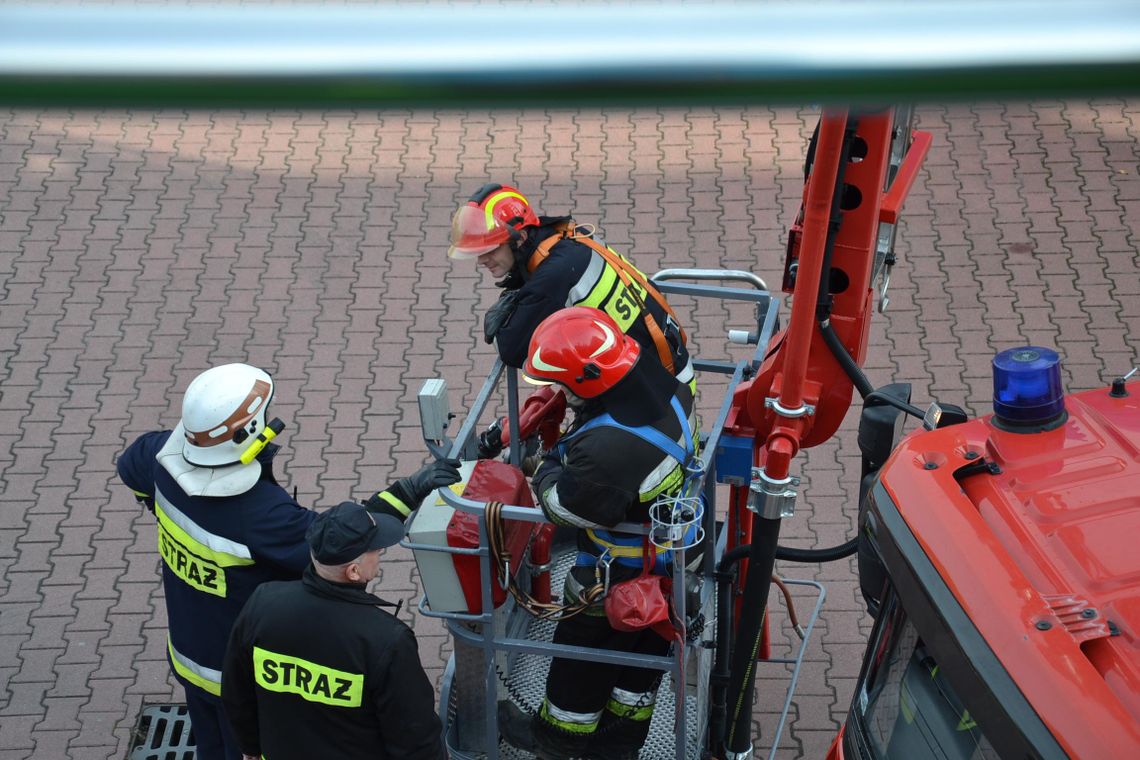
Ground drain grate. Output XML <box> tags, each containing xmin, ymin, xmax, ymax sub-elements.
<box><xmin>128</xmin><ymin>704</ymin><xmax>196</xmax><ymax>760</ymax></box>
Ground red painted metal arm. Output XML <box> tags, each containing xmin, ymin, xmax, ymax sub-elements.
<box><xmin>761</xmin><ymin>108</ymin><xmax>849</xmax><ymax>480</ymax></box>
<box><xmin>880</xmin><ymin>129</ymin><xmax>932</xmax><ymax>225</ymax></box>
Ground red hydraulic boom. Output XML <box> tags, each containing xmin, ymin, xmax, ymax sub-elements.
<box><xmin>718</xmin><ymin>106</ymin><xmax>930</xmax><ymax>758</ymax></box>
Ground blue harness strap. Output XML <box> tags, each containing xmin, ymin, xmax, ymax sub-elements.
<box><xmin>560</xmin><ymin>397</ymin><xmax>701</xmax><ymax>572</ymax></box>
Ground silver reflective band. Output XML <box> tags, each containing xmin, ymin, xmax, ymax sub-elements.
<box><xmin>168</xmin><ymin>638</ymin><xmax>223</xmax><ymax>695</ymax></box>
<box><xmin>611</xmin><ymin>686</ymin><xmax>656</xmax><ymax>707</ymax></box>
<box><xmin>542</xmin><ymin>486</ymin><xmax>597</xmax><ymax>530</ymax></box>
<box><xmin>567</xmin><ymin>254</ymin><xmax>607</xmax><ymax>306</ymax></box>
<box><xmin>156</xmin><ymin>487</ymin><xmax>253</xmax><ymax>561</ymax></box>
<box><xmin>545</xmin><ymin>701</ymin><xmax>603</xmax><ymax>726</ymax></box>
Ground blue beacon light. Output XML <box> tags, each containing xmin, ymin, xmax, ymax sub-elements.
<box><xmin>992</xmin><ymin>346</ymin><xmax>1066</xmax><ymax>427</ymax></box>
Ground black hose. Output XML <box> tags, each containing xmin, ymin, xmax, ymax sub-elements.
<box><xmin>720</xmin><ymin>536</ymin><xmax>857</xmax><ymax>569</ymax></box>
<box><xmin>723</xmin><ymin>515</ymin><xmax>781</xmax><ymax>756</ymax></box>
<box><xmin>865</xmin><ymin>388</ymin><xmax>925</xmax><ymax>420</ymax></box>
<box><xmin>819</xmin><ymin>319</ymin><xmax>874</xmax><ymax>399</ymax></box>
<box><xmin>708</xmin><ymin>567</ymin><xmax>734</xmax><ymax>755</ymax></box>
<box><xmin>820</xmin><ymin>319</ymin><xmax>927</xmax><ymax>421</ymax></box>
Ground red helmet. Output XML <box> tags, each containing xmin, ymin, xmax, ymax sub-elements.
<box><xmin>524</xmin><ymin>307</ymin><xmax>640</xmax><ymax>398</ymax></box>
<box><xmin>447</xmin><ymin>183</ymin><xmax>540</xmax><ymax>259</ymax></box>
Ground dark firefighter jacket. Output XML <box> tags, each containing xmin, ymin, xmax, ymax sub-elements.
<box><xmin>117</xmin><ymin>430</ymin><xmax>420</xmax><ymax>698</ymax></box>
<box><xmin>491</xmin><ymin>217</ymin><xmax>693</xmax><ymax>384</ymax></box>
<box><xmin>532</xmin><ymin>383</ymin><xmax>698</xmax><ymax>591</ymax></box>
<box><xmin>222</xmin><ymin>566</ymin><xmax>445</xmax><ymax>760</ymax></box>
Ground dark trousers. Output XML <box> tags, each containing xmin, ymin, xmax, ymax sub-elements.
<box><xmin>184</xmin><ymin>683</ymin><xmax>242</xmax><ymax>760</ymax></box>
<box><xmin>543</xmin><ymin>612</ymin><xmax>670</xmax><ymax>755</ymax></box>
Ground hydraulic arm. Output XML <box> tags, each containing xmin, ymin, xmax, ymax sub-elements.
<box><xmin>718</xmin><ymin>105</ymin><xmax>930</xmax><ymax>758</ymax></box>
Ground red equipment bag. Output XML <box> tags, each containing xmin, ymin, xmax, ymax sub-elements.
<box><xmin>604</xmin><ymin>538</ymin><xmax>677</xmax><ymax>641</ymax></box>
<box><xmin>447</xmin><ymin>460</ymin><xmax>538</xmax><ymax>612</ymax></box>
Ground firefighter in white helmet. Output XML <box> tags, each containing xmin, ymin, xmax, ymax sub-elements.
<box><xmin>117</xmin><ymin>363</ymin><xmax>459</xmax><ymax>760</ymax></box>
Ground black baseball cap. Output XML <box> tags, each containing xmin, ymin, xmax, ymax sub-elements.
<box><xmin>307</xmin><ymin>501</ymin><xmax>405</xmax><ymax>565</ymax></box>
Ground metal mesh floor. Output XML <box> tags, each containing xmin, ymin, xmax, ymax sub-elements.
<box><xmin>491</xmin><ymin>549</ymin><xmax>702</xmax><ymax>760</ymax></box>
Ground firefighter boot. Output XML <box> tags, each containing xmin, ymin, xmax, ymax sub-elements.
<box><xmin>499</xmin><ymin>700</ymin><xmax>593</xmax><ymax>759</ymax></box>
<box><xmin>586</xmin><ymin>709</ymin><xmax>651</xmax><ymax>760</ymax></box>
<box><xmin>498</xmin><ymin>701</ymin><xmax>540</xmax><ymax>755</ymax></box>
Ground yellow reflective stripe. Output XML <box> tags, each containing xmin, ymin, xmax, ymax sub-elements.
<box><xmin>585</xmin><ymin>529</ymin><xmax>667</xmax><ymax>559</ymax></box>
<box><xmin>377</xmin><ymin>490</ymin><xmax>411</xmax><ymax>517</ymax></box>
<box><xmin>573</xmin><ymin>251</ymin><xmax>648</xmax><ymax>332</ymax></box>
<box><xmin>541</xmin><ymin>699</ymin><xmax>601</xmax><ymax>733</ymax></box>
<box><xmin>130</xmin><ymin>489</ymin><xmax>150</xmax><ymax>499</ymax></box>
<box><xmin>483</xmin><ymin>191</ymin><xmax>527</xmax><ymax>230</ymax></box>
<box><xmin>956</xmin><ymin>710</ymin><xmax>977</xmax><ymax>731</ymax></box>
<box><xmin>154</xmin><ymin>503</ymin><xmax>255</xmax><ymax>569</ymax></box>
<box><xmin>578</xmin><ymin>260</ymin><xmax>618</xmax><ymax>310</ymax></box>
<box><xmin>605</xmin><ymin>697</ymin><xmax>655</xmax><ymax>722</ymax></box>
<box><xmin>157</xmin><ymin>518</ymin><xmax>227</xmax><ymax>597</ymax></box>
<box><xmin>168</xmin><ymin>638</ymin><xmax>222</xmax><ymax>696</ymax></box>
<box><xmin>253</xmin><ymin>646</ymin><xmax>364</xmax><ymax>708</ymax></box>
<box><xmin>602</xmin><ymin>281</ymin><xmax>644</xmax><ymax>332</ymax></box>
<box><xmin>640</xmin><ymin>465</ymin><xmax>684</xmax><ymax>503</ymax></box>
<box><xmin>900</xmin><ymin>680</ymin><xmax>915</xmax><ymax>724</ymax></box>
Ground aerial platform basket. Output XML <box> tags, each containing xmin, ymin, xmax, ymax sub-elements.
<box><xmin>403</xmin><ymin>270</ymin><xmax>825</xmax><ymax>759</ymax></box>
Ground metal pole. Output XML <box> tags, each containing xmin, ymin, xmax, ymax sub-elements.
<box><xmin>1</xmin><ymin>1</ymin><xmax>1139</xmax><ymax>107</ymax></box>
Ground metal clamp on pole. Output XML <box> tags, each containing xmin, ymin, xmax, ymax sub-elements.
<box><xmin>764</xmin><ymin>397</ymin><xmax>816</xmax><ymax>419</ymax></box>
<box><xmin>748</xmin><ymin>468</ymin><xmax>799</xmax><ymax>519</ymax></box>
<box><xmin>723</xmin><ymin>742</ymin><xmax>755</xmax><ymax>760</ymax></box>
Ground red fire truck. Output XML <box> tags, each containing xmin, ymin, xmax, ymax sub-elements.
<box><xmin>830</xmin><ymin>355</ymin><xmax>1140</xmax><ymax>759</ymax></box>
<box><xmin>410</xmin><ymin>105</ymin><xmax>1140</xmax><ymax>760</ymax></box>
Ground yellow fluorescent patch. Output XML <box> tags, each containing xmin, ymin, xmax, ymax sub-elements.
<box><xmin>253</xmin><ymin>647</ymin><xmax>364</xmax><ymax>707</ymax></box>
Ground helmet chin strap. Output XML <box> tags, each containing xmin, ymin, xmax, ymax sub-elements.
<box><xmin>502</xmin><ymin>223</ymin><xmax>531</xmax><ymax>285</ymax></box>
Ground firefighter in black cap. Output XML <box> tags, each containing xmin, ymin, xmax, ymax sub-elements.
<box><xmin>222</xmin><ymin>501</ymin><xmax>445</xmax><ymax>760</ymax></box>
<box><xmin>116</xmin><ymin>362</ymin><xmax>460</xmax><ymax>759</ymax></box>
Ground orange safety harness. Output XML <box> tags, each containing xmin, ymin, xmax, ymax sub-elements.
<box><xmin>526</xmin><ymin>221</ymin><xmax>688</xmax><ymax>374</ymax></box>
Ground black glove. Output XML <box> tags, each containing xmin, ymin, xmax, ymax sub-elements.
<box><xmin>531</xmin><ymin>454</ymin><xmax>563</xmax><ymax>496</ymax></box>
<box><xmin>398</xmin><ymin>458</ymin><xmax>463</xmax><ymax>505</ymax></box>
<box><xmin>484</xmin><ymin>290</ymin><xmax>522</xmax><ymax>345</ymax></box>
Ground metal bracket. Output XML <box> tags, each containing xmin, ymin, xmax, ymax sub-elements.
<box><xmin>877</xmin><ymin>260</ymin><xmax>893</xmax><ymax>313</ymax></box>
<box><xmin>748</xmin><ymin>468</ymin><xmax>800</xmax><ymax>519</ymax></box>
<box><xmin>525</xmin><ymin>559</ymin><xmax>554</xmax><ymax>574</ymax></box>
<box><xmin>723</xmin><ymin>743</ymin><xmax>755</xmax><ymax>760</ymax></box>
<box><xmin>764</xmin><ymin>397</ymin><xmax>816</xmax><ymax>418</ymax></box>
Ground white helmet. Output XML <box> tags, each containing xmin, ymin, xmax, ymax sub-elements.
<box><xmin>179</xmin><ymin>363</ymin><xmax>274</xmax><ymax>467</ymax></box>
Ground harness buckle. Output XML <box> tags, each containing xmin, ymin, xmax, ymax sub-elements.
<box><xmin>595</xmin><ymin>550</ymin><xmax>615</xmax><ymax>595</ymax></box>
<box><xmin>499</xmin><ymin>559</ymin><xmax>511</xmax><ymax>591</ymax></box>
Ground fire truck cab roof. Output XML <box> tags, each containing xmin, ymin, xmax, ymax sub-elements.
<box><xmin>861</xmin><ymin>380</ymin><xmax>1140</xmax><ymax>758</ymax></box>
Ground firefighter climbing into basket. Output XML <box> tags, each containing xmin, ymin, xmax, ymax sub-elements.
<box><xmin>447</xmin><ymin>183</ymin><xmax>694</xmax><ymax>391</ymax></box>
<box><xmin>497</xmin><ymin>306</ymin><xmax>704</xmax><ymax>760</ymax></box>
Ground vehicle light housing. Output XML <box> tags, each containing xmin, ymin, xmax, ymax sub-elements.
<box><xmin>992</xmin><ymin>346</ymin><xmax>1065</xmax><ymax>425</ymax></box>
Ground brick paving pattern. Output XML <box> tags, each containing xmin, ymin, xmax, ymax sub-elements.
<box><xmin>1</xmin><ymin>100</ymin><xmax>1138</xmax><ymax>759</ymax></box>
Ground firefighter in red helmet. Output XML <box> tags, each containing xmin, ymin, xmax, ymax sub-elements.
<box><xmin>497</xmin><ymin>307</ymin><xmax>701</xmax><ymax>760</ymax></box>
<box><xmin>448</xmin><ymin>183</ymin><xmax>694</xmax><ymax>390</ymax></box>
